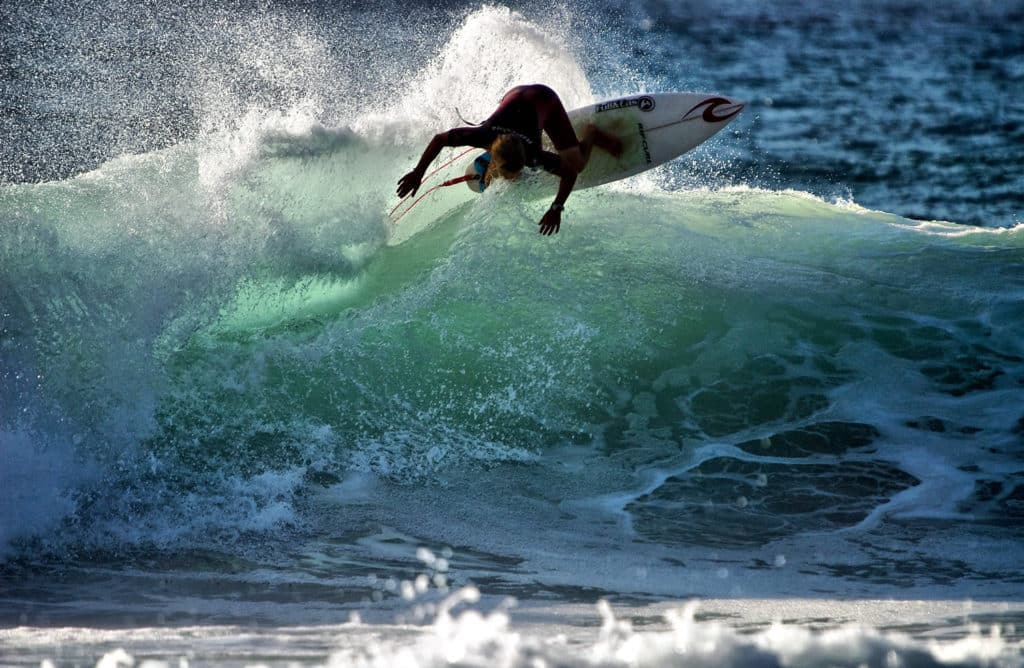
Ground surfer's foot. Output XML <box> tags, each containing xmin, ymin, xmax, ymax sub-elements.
<box><xmin>584</xmin><ymin>125</ymin><xmax>624</xmax><ymax>158</ymax></box>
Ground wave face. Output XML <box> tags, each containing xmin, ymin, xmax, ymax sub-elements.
<box><xmin>4</xmin><ymin>123</ymin><xmax>1022</xmax><ymax>561</ymax></box>
<box><xmin>2</xmin><ymin>0</ymin><xmax>1024</xmax><ymax>639</ymax></box>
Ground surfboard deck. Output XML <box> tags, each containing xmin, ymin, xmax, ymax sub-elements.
<box><xmin>464</xmin><ymin>92</ymin><xmax>745</xmax><ymax>192</ymax></box>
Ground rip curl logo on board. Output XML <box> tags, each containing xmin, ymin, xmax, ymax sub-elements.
<box><xmin>597</xmin><ymin>96</ymin><xmax>656</xmax><ymax>113</ymax></box>
<box><xmin>637</xmin><ymin>123</ymin><xmax>653</xmax><ymax>164</ymax></box>
<box><xmin>682</xmin><ymin>97</ymin><xmax>744</xmax><ymax>123</ymax></box>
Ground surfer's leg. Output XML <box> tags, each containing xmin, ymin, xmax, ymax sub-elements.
<box><xmin>579</xmin><ymin>124</ymin><xmax>624</xmax><ymax>166</ymax></box>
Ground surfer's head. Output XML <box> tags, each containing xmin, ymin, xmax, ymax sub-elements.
<box><xmin>486</xmin><ymin>134</ymin><xmax>526</xmax><ymax>184</ymax></box>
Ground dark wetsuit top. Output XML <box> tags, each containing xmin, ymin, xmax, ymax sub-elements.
<box><xmin>446</xmin><ymin>84</ymin><xmax>580</xmax><ymax>174</ymax></box>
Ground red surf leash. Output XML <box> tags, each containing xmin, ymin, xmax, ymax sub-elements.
<box><xmin>389</xmin><ymin>148</ymin><xmax>477</xmax><ymax>221</ymax></box>
<box><xmin>390</xmin><ymin>174</ymin><xmax>479</xmax><ymax>225</ymax></box>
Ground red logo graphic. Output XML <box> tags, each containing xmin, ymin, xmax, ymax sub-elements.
<box><xmin>682</xmin><ymin>97</ymin><xmax>744</xmax><ymax>123</ymax></box>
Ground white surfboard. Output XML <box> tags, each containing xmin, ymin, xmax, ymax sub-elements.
<box><xmin>463</xmin><ymin>92</ymin><xmax>745</xmax><ymax>192</ymax></box>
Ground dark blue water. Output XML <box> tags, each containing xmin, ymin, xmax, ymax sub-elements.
<box><xmin>2</xmin><ymin>1</ymin><xmax>1023</xmax><ymax>665</ymax></box>
<box><xmin>632</xmin><ymin>0</ymin><xmax>1024</xmax><ymax>227</ymax></box>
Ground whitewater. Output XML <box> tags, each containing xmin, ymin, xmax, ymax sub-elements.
<box><xmin>2</xmin><ymin>1</ymin><xmax>1023</xmax><ymax>666</ymax></box>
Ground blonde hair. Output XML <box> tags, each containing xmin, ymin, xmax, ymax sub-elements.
<box><xmin>485</xmin><ymin>134</ymin><xmax>527</xmax><ymax>185</ymax></box>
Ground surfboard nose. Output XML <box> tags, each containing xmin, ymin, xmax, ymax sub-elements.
<box><xmin>721</xmin><ymin>98</ymin><xmax>745</xmax><ymax>121</ymax></box>
<box><xmin>728</xmin><ymin>99</ymin><xmax>746</xmax><ymax>120</ymax></box>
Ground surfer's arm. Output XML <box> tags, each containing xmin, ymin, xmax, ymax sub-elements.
<box><xmin>397</xmin><ymin>132</ymin><xmax>450</xmax><ymax>198</ymax></box>
<box><xmin>538</xmin><ymin>149</ymin><xmax>582</xmax><ymax>236</ymax></box>
<box><xmin>397</xmin><ymin>128</ymin><xmax>488</xmax><ymax>198</ymax></box>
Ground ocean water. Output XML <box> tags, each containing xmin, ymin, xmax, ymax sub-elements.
<box><xmin>2</xmin><ymin>0</ymin><xmax>1023</xmax><ymax>666</ymax></box>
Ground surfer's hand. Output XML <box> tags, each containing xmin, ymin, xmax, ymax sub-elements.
<box><xmin>539</xmin><ymin>208</ymin><xmax>561</xmax><ymax>236</ymax></box>
<box><xmin>397</xmin><ymin>170</ymin><xmax>423</xmax><ymax>198</ymax></box>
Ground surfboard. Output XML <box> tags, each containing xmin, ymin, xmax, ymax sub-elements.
<box><xmin>463</xmin><ymin>92</ymin><xmax>745</xmax><ymax>192</ymax></box>
<box><xmin>389</xmin><ymin>92</ymin><xmax>744</xmax><ymax>225</ymax></box>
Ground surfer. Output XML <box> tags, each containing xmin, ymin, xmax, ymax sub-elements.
<box><xmin>396</xmin><ymin>84</ymin><xmax>622</xmax><ymax>235</ymax></box>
